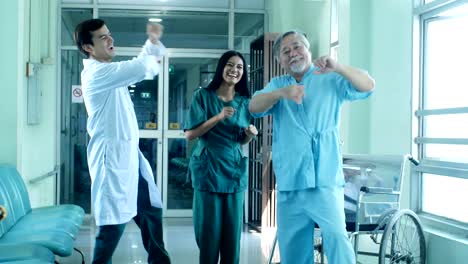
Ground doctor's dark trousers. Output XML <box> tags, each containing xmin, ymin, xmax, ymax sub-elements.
<box><xmin>92</xmin><ymin>174</ymin><xmax>171</xmax><ymax>264</ymax></box>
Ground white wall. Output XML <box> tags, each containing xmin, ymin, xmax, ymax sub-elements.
<box><xmin>367</xmin><ymin>1</ymin><xmax>413</xmax><ymax>156</ymax></box>
<box><xmin>426</xmin><ymin>229</ymin><xmax>468</xmax><ymax>263</ymax></box>
<box><xmin>0</xmin><ymin>1</ymin><xmax>20</xmax><ymax>165</ymax></box>
<box><xmin>339</xmin><ymin>0</ymin><xmax>372</xmax><ymax>154</ymax></box>
<box><xmin>365</xmin><ymin>0</ymin><xmax>415</xmax><ymax>215</ymax></box>
<box><xmin>0</xmin><ymin>0</ymin><xmax>58</xmax><ymax>207</ymax></box>
<box><xmin>267</xmin><ymin>0</ymin><xmax>330</xmax><ymax>59</ymax></box>
<box><xmin>21</xmin><ymin>0</ymin><xmax>58</xmax><ymax>207</ymax></box>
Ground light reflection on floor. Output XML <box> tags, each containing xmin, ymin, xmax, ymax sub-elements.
<box><xmin>58</xmin><ymin>216</ymin><xmax>275</xmax><ymax>264</ymax></box>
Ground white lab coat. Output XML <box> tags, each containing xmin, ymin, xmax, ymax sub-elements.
<box><xmin>81</xmin><ymin>40</ymin><xmax>166</xmax><ymax>226</ymax></box>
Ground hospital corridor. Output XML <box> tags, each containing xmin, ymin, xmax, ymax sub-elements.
<box><xmin>1</xmin><ymin>0</ymin><xmax>468</xmax><ymax>263</ymax></box>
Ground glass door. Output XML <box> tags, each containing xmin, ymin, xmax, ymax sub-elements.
<box><xmin>114</xmin><ymin>54</ymin><xmax>165</xmax><ymax>196</ymax></box>
<box><xmin>60</xmin><ymin>50</ymin><xmax>88</xmax><ymax>210</ymax></box>
<box><xmin>162</xmin><ymin>54</ymin><xmax>220</xmax><ymax>217</ymax></box>
<box><xmin>60</xmin><ymin>50</ymin><xmax>222</xmax><ymax>217</ymax></box>
<box><xmin>115</xmin><ymin>52</ymin><xmax>221</xmax><ymax>217</ymax></box>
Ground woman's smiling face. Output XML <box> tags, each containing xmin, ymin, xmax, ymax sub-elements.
<box><xmin>222</xmin><ymin>56</ymin><xmax>244</xmax><ymax>86</ymax></box>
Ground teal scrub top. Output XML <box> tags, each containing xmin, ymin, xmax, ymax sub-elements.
<box><xmin>251</xmin><ymin>66</ymin><xmax>372</xmax><ymax>191</ymax></box>
<box><xmin>184</xmin><ymin>88</ymin><xmax>252</xmax><ymax>193</ymax></box>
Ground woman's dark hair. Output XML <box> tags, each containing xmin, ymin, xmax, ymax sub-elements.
<box><xmin>207</xmin><ymin>50</ymin><xmax>250</xmax><ymax>97</ymax></box>
<box><xmin>74</xmin><ymin>19</ymin><xmax>106</xmax><ymax>58</ymax></box>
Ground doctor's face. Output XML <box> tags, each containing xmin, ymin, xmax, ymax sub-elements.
<box><xmin>85</xmin><ymin>25</ymin><xmax>115</xmax><ymax>62</ymax></box>
<box><xmin>278</xmin><ymin>33</ymin><xmax>312</xmax><ymax>76</ymax></box>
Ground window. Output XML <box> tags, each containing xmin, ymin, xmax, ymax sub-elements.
<box><xmin>99</xmin><ymin>10</ymin><xmax>229</xmax><ymax>49</ymax></box>
<box><xmin>235</xmin><ymin>0</ymin><xmax>264</xmax><ymax>10</ymax></box>
<box><xmin>97</xmin><ymin>0</ymin><xmax>229</xmax><ymax>8</ymax></box>
<box><xmin>61</xmin><ymin>1</ymin><xmax>265</xmax><ymax>50</ymax></box>
<box><xmin>415</xmin><ymin>0</ymin><xmax>468</xmax><ymax>224</ymax></box>
<box><xmin>234</xmin><ymin>13</ymin><xmax>264</xmax><ymax>52</ymax></box>
<box><xmin>61</xmin><ymin>9</ymin><xmax>93</xmax><ymax>46</ymax></box>
<box><xmin>330</xmin><ymin>0</ymin><xmax>338</xmax><ymax>61</ymax></box>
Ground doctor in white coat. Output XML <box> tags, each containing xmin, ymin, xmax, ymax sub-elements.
<box><xmin>75</xmin><ymin>19</ymin><xmax>171</xmax><ymax>264</ymax></box>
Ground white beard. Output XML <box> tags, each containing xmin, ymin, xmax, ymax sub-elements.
<box><xmin>290</xmin><ymin>61</ymin><xmax>307</xmax><ymax>73</ymax></box>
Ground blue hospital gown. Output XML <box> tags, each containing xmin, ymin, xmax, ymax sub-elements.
<box><xmin>252</xmin><ymin>66</ymin><xmax>372</xmax><ymax>191</ymax></box>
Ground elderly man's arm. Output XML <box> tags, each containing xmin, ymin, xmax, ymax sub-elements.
<box><xmin>248</xmin><ymin>91</ymin><xmax>282</xmax><ymax>113</ymax></box>
<box><xmin>249</xmin><ymin>84</ymin><xmax>305</xmax><ymax>113</ymax></box>
<box><xmin>335</xmin><ymin>64</ymin><xmax>375</xmax><ymax>92</ymax></box>
<box><xmin>314</xmin><ymin>55</ymin><xmax>375</xmax><ymax>92</ymax></box>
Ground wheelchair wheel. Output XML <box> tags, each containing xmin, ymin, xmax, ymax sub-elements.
<box><xmin>314</xmin><ymin>236</ymin><xmax>325</xmax><ymax>264</ymax></box>
<box><xmin>379</xmin><ymin>209</ymin><xmax>426</xmax><ymax>264</ymax></box>
<box><xmin>267</xmin><ymin>233</ymin><xmax>325</xmax><ymax>264</ymax></box>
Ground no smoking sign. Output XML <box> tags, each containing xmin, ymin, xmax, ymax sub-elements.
<box><xmin>72</xmin><ymin>85</ymin><xmax>83</xmax><ymax>103</ymax></box>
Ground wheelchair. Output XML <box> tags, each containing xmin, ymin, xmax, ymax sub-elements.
<box><xmin>267</xmin><ymin>154</ymin><xmax>426</xmax><ymax>264</ymax></box>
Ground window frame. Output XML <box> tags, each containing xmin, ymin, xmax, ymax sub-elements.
<box><xmin>413</xmin><ymin>0</ymin><xmax>468</xmax><ymax>233</ymax></box>
<box><xmin>329</xmin><ymin>0</ymin><xmax>339</xmax><ymax>60</ymax></box>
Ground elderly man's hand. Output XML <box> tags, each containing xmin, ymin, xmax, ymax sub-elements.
<box><xmin>313</xmin><ymin>55</ymin><xmax>341</xmax><ymax>74</ymax></box>
<box><xmin>280</xmin><ymin>84</ymin><xmax>304</xmax><ymax>104</ymax></box>
<box><xmin>146</xmin><ymin>23</ymin><xmax>164</xmax><ymax>44</ymax></box>
<box><xmin>245</xmin><ymin>124</ymin><xmax>258</xmax><ymax>137</ymax></box>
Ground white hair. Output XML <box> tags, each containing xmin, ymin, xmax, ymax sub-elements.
<box><xmin>273</xmin><ymin>30</ymin><xmax>310</xmax><ymax>60</ymax></box>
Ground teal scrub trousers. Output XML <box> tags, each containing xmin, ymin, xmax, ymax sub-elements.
<box><xmin>193</xmin><ymin>190</ymin><xmax>244</xmax><ymax>264</ymax></box>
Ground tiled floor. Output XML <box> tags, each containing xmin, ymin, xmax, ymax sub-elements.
<box><xmin>57</xmin><ymin>216</ymin><xmax>378</xmax><ymax>264</ymax></box>
<box><xmin>58</xmin><ymin>216</ymin><xmax>277</xmax><ymax>264</ymax></box>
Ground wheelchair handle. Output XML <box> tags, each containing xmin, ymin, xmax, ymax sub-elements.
<box><xmin>407</xmin><ymin>155</ymin><xmax>420</xmax><ymax>166</ymax></box>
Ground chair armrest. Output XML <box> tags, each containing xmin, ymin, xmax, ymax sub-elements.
<box><xmin>0</xmin><ymin>205</ymin><xmax>6</xmax><ymax>221</ymax></box>
<box><xmin>360</xmin><ymin>186</ymin><xmax>400</xmax><ymax>195</ymax></box>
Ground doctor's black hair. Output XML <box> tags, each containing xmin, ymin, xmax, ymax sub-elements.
<box><xmin>206</xmin><ymin>50</ymin><xmax>250</xmax><ymax>98</ymax></box>
<box><xmin>74</xmin><ymin>19</ymin><xmax>106</xmax><ymax>58</ymax></box>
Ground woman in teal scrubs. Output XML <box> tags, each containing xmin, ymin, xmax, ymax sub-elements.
<box><xmin>184</xmin><ymin>50</ymin><xmax>258</xmax><ymax>264</ymax></box>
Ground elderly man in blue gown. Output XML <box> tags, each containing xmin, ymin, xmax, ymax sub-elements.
<box><xmin>249</xmin><ymin>30</ymin><xmax>375</xmax><ymax>264</ymax></box>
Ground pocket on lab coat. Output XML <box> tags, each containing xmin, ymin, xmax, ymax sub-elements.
<box><xmin>104</xmin><ymin>140</ymin><xmax>132</xmax><ymax>170</ymax></box>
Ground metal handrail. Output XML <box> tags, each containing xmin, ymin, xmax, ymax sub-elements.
<box><xmin>29</xmin><ymin>165</ymin><xmax>59</xmax><ymax>184</ymax></box>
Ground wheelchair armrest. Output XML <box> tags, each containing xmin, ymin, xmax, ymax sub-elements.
<box><xmin>360</xmin><ymin>186</ymin><xmax>400</xmax><ymax>195</ymax></box>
